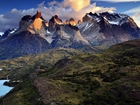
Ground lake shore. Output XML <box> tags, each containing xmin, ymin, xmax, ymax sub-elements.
<box><xmin>0</xmin><ymin>80</ymin><xmax>13</xmax><ymax>97</ymax></box>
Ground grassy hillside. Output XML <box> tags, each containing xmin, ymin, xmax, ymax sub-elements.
<box><xmin>0</xmin><ymin>39</ymin><xmax>140</xmax><ymax>105</ymax></box>
<box><xmin>0</xmin><ymin>48</ymin><xmax>84</xmax><ymax>80</ymax></box>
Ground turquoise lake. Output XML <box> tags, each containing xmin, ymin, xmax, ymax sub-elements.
<box><xmin>0</xmin><ymin>80</ymin><xmax>13</xmax><ymax>97</ymax></box>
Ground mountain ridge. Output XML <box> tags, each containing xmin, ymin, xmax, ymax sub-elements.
<box><xmin>0</xmin><ymin>11</ymin><xmax>140</xmax><ymax>60</ymax></box>
<box><xmin>78</xmin><ymin>12</ymin><xmax>140</xmax><ymax>47</ymax></box>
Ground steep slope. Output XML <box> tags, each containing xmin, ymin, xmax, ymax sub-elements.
<box><xmin>0</xmin><ymin>31</ymin><xmax>51</xmax><ymax>60</ymax></box>
<box><xmin>48</xmin><ymin>15</ymin><xmax>63</xmax><ymax>34</ymax></box>
<box><xmin>78</xmin><ymin>12</ymin><xmax>140</xmax><ymax>47</ymax></box>
<box><xmin>51</xmin><ymin>24</ymin><xmax>94</xmax><ymax>49</ymax></box>
<box><xmin>0</xmin><ymin>39</ymin><xmax>140</xmax><ymax>105</ymax></box>
<box><xmin>0</xmin><ymin>11</ymin><xmax>51</xmax><ymax>60</ymax></box>
<box><xmin>48</xmin><ymin>15</ymin><xmax>96</xmax><ymax>50</ymax></box>
<box><xmin>1</xmin><ymin>11</ymin><xmax>140</xmax><ymax>60</ymax></box>
<box><xmin>0</xmin><ymin>12</ymin><xmax>100</xmax><ymax>60</ymax></box>
<box><xmin>17</xmin><ymin>11</ymin><xmax>48</xmax><ymax>41</ymax></box>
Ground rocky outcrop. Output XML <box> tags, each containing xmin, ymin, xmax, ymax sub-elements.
<box><xmin>69</xmin><ymin>18</ymin><xmax>76</xmax><ymax>26</ymax></box>
<box><xmin>33</xmin><ymin>77</ymin><xmax>64</xmax><ymax>104</ymax></box>
<box><xmin>19</xmin><ymin>15</ymin><xmax>32</xmax><ymax>28</ymax></box>
<box><xmin>48</xmin><ymin>15</ymin><xmax>63</xmax><ymax>33</ymax></box>
<box><xmin>1</xmin><ymin>11</ymin><xmax>140</xmax><ymax>60</ymax></box>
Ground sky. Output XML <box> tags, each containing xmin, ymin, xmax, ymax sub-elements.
<box><xmin>0</xmin><ymin>0</ymin><xmax>140</xmax><ymax>32</ymax></box>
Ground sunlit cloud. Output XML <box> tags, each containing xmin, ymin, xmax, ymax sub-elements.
<box><xmin>0</xmin><ymin>32</ymin><xmax>4</xmax><ymax>36</ymax></box>
<box><xmin>62</xmin><ymin>0</ymin><xmax>90</xmax><ymax>12</ymax></box>
<box><xmin>132</xmin><ymin>13</ymin><xmax>140</xmax><ymax>27</ymax></box>
<box><xmin>92</xmin><ymin>0</ymin><xmax>140</xmax><ymax>2</ymax></box>
<box><xmin>0</xmin><ymin>0</ymin><xmax>116</xmax><ymax>32</ymax></box>
<box><xmin>123</xmin><ymin>6</ymin><xmax>140</xmax><ymax>27</ymax></box>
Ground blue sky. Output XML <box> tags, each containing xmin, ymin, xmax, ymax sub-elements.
<box><xmin>0</xmin><ymin>0</ymin><xmax>139</xmax><ymax>14</ymax></box>
<box><xmin>0</xmin><ymin>0</ymin><xmax>140</xmax><ymax>32</ymax></box>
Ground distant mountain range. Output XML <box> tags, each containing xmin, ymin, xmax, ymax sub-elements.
<box><xmin>78</xmin><ymin>12</ymin><xmax>140</xmax><ymax>47</ymax></box>
<box><xmin>0</xmin><ymin>11</ymin><xmax>140</xmax><ymax>60</ymax></box>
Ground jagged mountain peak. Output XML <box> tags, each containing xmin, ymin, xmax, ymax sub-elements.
<box><xmin>69</xmin><ymin>18</ymin><xmax>76</xmax><ymax>26</ymax></box>
<box><xmin>50</xmin><ymin>15</ymin><xmax>63</xmax><ymax>25</ymax></box>
<box><xmin>78</xmin><ymin>11</ymin><xmax>140</xmax><ymax>47</ymax></box>
<box><xmin>31</xmin><ymin>10</ymin><xmax>44</xmax><ymax>21</ymax></box>
<box><xmin>54</xmin><ymin>15</ymin><xmax>59</xmax><ymax>19</ymax></box>
<box><xmin>0</xmin><ymin>11</ymin><xmax>140</xmax><ymax>60</ymax></box>
<box><xmin>77</xmin><ymin>20</ymin><xmax>82</xmax><ymax>24</ymax></box>
<box><xmin>83</xmin><ymin>12</ymin><xmax>101</xmax><ymax>22</ymax></box>
<box><xmin>48</xmin><ymin>15</ymin><xmax>63</xmax><ymax>33</ymax></box>
<box><xmin>21</xmin><ymin>15</ymin><xmax>32</xmax><ymax>21</ymax></box>
<box><xmin>64</xmin><ymin>18</ymin><xmax>76</xmax><ymax>26</ymax></box>
<box><xmin>54</xmin><ymin>15</ymin><xmax>63</xmax><ymax>25</ymax></box>
<box><xmin>83</xmin><ymin>12</ymin><xmax>137</xmax><ymax>26</ymax></box>
<box><xmin>16</xmin><ymin>10</ymin><xmax>48</xmax><ymax>36</ymax></box>
<box><xmin>81</xmin><ymin>12</ymin><xmax>139</xmax><ymax>29</ymax></box>
<box><xmin>35</xmin><ymin>10</ymin><xmax>42</xmax><ymax>18</ymax></box>
<box><xmin>51</xmin><ymin>24</ymin><xmax>94</xmax><ymax>50</ymax></box>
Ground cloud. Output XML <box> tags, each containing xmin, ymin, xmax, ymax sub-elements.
<box><xmin>123</xmin><ymin>6</ymin><xmax>140</xmax><ymax>27</ymax></box>
<box><xmin>92</xmin><ymin>0</ymin><xmax>140</xmax><ymax>2</ymax></box>
<box><xmin>123</xmin><ymin>6</ymin><xmax>140</xmax><ymax>14</ymax></box>
<box><xmin>62</xmin><ymin>0</ymin><xmax>90</xmax><ymax>12</ymax></box>
<box><xmin>0</xmin><ymin>8</ymin><xmax>37</xmax><ymax>32</ymax></box>
<box><xmin>132</xmin><ymin>13</ymin><xmax>140</xmax><ymax>27</ymax></box>
<box><xmin>48</xmin><ymin>1</ymin><xmax>58</xmax><ymax>6</ymax></box>
<box><xmin>0</xmin><ymin>0</ymin><xmax>116</xmax><ymax>32</ymax></box>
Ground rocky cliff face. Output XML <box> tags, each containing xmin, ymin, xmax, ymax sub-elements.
<box><xmin>78</xmin><ymin>12</ymin><xmax>140</xmax><ymax>47</ymax></box>
<box><xmin>51</xmin><ymin>24</ymin><xmax>92</xmax><ymax>49</ymax></box>
<box><xmin>0</xmin><ymin>12</ymin><xmax>95</xmax><ymax>60</ymax></box>
<box><xmin>0</xmin><ymin>11</ymin><xmax>140</xmax><ymax>60</ymax></box>
<box><xmin>48</xmin><ymin>15</ymin><xmax>63</xmax><ymax>33</ymax></box>
<box><xmin>0</xmin><ymin>11</ymin><xmax>52</xmax><ymax>60</ymax></box>
<box><xmin>48</xmin><ymin>15</ymin><xmax>94</xmax><ymax>50</ymax></box>
<box><xmin>17</xmin><ymin>11</ymin><xmax>48</xmax><ymax>41</ymax></box>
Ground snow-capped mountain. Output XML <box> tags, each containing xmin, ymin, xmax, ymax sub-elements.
<box><xmin>0</xmin><ymin>28</ymin><xmax>17</xmax><ymax>40</ymax></box>
<box><xmin>0</xmin><ymin>11</ymin><xmax>140</xmax><ymax>60</ymax></box>
<box><xmin>78</xmin><ymin>12</ymin><xmax>140</xmax><ymax>47</ymax></box>
<box><xmin>47</xmin><ymin>15</ymin><xmax>94</xmax><ymax>49</ymax></box>
<box><xmin>51</xmin><ymin>24</ymin><xmax>92</xmax><ymax>49</ymax></box>
<box><xmin>0</xmin><ymin>11</ymin><xmax>51</xmax><ymax>60</ymax></box>
<box><xmin>0</xmin><ymin>11</ymin><xmax>96</xmax><ymax>60</ymax></box>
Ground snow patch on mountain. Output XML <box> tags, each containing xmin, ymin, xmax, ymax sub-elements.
<box><xmin>0</xmin><ymin>32</ymin><xmax>4</xmax><ymax>36</ymax></box>
<box><xmin>108</xmin><ymin>20</ymin><xmax>119</xmax><ymax>25</ymax></box>
<box><xmin>9</xmin><ymin>28</ymin><xmax>17</xmax><ymax>34</ymax></box>
<box><xmin>47</xmin><ymin>29</ymin><xmax>51</xmax><ymax>34</ymax></box>
<box><xmin>46</xmin><ymin>36</ymin><xmax>53</xmax><ymax>43</ymax></box>
<box><xmin>87</xmin><ymin>14</ymin><xmax>101</xmax><ymax>22</ymax></box>
<box><xmin>86</xmin><ymin>12</ymin><xmax>131</xmax><ymax>26</ymax></box>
